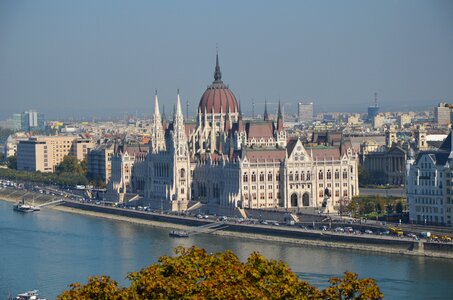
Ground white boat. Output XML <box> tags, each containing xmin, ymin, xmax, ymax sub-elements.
<box><xmin>11</xmin><ymin>290</ymin><xmax>46</xmax><ymax>300</ymax></box>
<box><xmin>13</xmin><ymin>199</ymin><xmax>40</xmax><ymax>213</ymax></box>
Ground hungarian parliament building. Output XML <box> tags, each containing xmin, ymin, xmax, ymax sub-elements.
<box><xmin>107</xmin><ymin>55</ymin><xmax>359</xmax><ymax>212</ymax></box>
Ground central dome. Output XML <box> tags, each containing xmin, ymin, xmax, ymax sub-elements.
<box><xmin>198</xmin><ymin>54</ymin><xmax>238</xmax><ymax>114</ymax></box>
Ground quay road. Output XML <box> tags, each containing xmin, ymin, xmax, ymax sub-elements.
<box><xmin>360</xmin><ymin>187</ymin><xmax>405</xmax><ymax>197</ymax></box>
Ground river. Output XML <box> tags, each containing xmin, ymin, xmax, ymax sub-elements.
<box><xmin>1</xmin><ymin>200</ymin><xmax>452</xmax><ymax>299</ymax></box>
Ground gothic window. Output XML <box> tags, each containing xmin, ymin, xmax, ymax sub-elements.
<box><xmin>268</xmin><ymin>172</ymin><xmax>273</xmax><ymax>181</ymax></box>
<box><xmin>343</xmin><ymin>190</ymin><xmax>348</xmax><ymax>197</ymax></box>
<box><xmin>319</xmin><ymin>190</ymin><xmax>324</xmax><ymax>197</ymax></box>
<box><xmin>295</xmin><ymin>171</ymin><xmax>299</xmax><ymax>181</ymax></box>
<box><xmin>289</xmin><ymin>172</ymin><xmax>294</xmax><ymax>181</ymax></box>
<box><xmin>251</xmin><ymin>172</ymin><xmax>257</xmax><ymax>182</ymax></box>
<box><xmin>260</xmin><ymin>192</ymin><xmax>265</xmax><ymax>200</ymax></box>
<box><xmin>180</xmin><ymin>168</ymin><xmax>186</xmax><ymax>179</ymax></box>
<box><xmin>343</xmin><ymin>169</ymin><xmax>348</xmax><ymax>179</ymax></box>
<box><xmin>327</xmin><ymin>170</ymin><xmax>332</xmax><ymax>180</ymax></box>
<box><xmin>306</xmin><ymin>171</ymin><xmax>311</xmax><ymax>180</ymax></box>
<box><xmin>243</xmin><ymin>172</ymin><xmax>248</xmax><ymax>182</ymax></box>
<box><xmin>318</xmin><ymin>170</ymin><xmax>323</xmax><ymax>180</ymax></box>
<box><xmin>259</xmin><ymin>172</ymin><xmax>265</xmax><ymax>182</ymax></box>
<box><xmin>268</xmin><ymin>192</ymin><xmax>273</xmax><ymax>199</ymax></box>
<box><xmin>335</xmin><ymin>169</ymin><xmax>340</xmax><ymax>179</ymax></box>
<box><xmin>301</xmin><ymin>171</ymin><xmax>305</xmax><ymax>181</ymax></box>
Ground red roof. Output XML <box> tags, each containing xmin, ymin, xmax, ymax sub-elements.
<box><xmin>309</xmin><ymin>147</ymin><xmax>341</xmax><ymax>160</ymax></box>
<box><xmin>199</xmin><ymin>83</ymin><xmax>238</xmax><ymax>114</ymax></box>
<box><xmin>184</xmin><ymin>123</ymin><xmax>196</xmax><ymax>136</ymax></box>
<box><xmin>244</xmin><ymin>149</ymin><xmax>286</xmax><ymax>162</ymax></box>
<box><xmin>246</xmin><ymin>122</ymin><xmax>274</xmax><ymax>139</ymax></box>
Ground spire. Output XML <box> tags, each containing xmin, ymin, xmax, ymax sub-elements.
<box><xmin>175</xmin><ymin>89</ymin><xmax>183</xmax><ymax>118</ymax></box>
<box><xmin>264</xmin><ymin>99</ymin><xmax>269</xmax><ymax>121</ymax></box>
<box><xmin>153</xmin><ymin>90</ymin><xmax>161</xmax><ymax>117</ymax></box>
<box><xmin>162</xmin><ymin>105</ymin><xmax>166</xmax><ymax>124</ymax></box>
<box><xmin>238</xmin><ymin>100</ymin><xmax>243</xmax><ymax>120</ymax></box>
<box><xmin>277</xmin><ymin>100</ymin><xmax>283</xmax><ymax>132</ymax></box>
<box><xmin>214</xmin><ymin>51</ymin><xmax>222</xmax><ymax>82</ymax></box>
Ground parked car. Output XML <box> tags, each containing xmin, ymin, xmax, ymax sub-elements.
<box><xmin>334</xmin><ymin>227</ymin><xmax>344</xmax><ymax>232</ymax></box>
<box><xmin>364</xmin><ymin>229</ymin><xmax>373</xmax><ymax>234</ymax></box>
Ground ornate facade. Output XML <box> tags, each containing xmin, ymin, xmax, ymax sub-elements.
<box><xmin>141</xmin><ymin>55</ymin><xmax>359</xmax><ymax>212</ymax></box>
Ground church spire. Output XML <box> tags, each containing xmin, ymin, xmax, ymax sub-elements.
<box><xmin>264</xmin><ymin>99</ymin><xmax>269</xmax><ymax>121</ymax></box>
<box><xmin>153</xmin><ymin>90</ymin><xmax>161</xmax><ymax>117</ymax></box>
<box><xmin>277</xmin><ymin>100</ymin><xmax>283</xmax><ymax>131</ymax></box>
<box><xmin>214</xmin><ymin>51</ymin><xmax>222</xmax><ymax>82</ymax></box>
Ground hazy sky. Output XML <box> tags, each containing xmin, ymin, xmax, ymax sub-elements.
<box><xmin>1</xmin><ymin>0</ymin><xmax>452</xmax><ymax>120</ymax></box>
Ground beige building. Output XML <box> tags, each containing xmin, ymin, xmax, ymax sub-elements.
<box><xmin>17</xmin><ymin>136</ymin><xmax>93</xmax><ymax>173</ymax></box>
<box><xmin>372</xmin><ymin>114</ymin><xmax>385</xmax><ymax>129</ymax></box>
<box><xmin>397</xmin><ymin>114</ymin><xmax>412</xmax><ymax>128</ymax></box>
<box><xmin>434</xmin><ymin>103</ymin><xmax>452</xmax><ymax>127</ymax></box>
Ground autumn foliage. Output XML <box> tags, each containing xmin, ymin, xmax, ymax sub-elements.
<box><xmin>58</xmin><ymin>246</ymin><xmax>383</xmax><ymax>299</ymax></box>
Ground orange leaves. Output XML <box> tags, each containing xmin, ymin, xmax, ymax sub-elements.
<box><xmin>58</xmin><ymin>247</ymin><xmax>383</xmax><ymax>300</ymax></box>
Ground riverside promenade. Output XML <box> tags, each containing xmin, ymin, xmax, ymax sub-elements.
<box><xmin>60</xmin><ymin>199</ymin><xmax>453</xmax><ymax>259</ymax></box>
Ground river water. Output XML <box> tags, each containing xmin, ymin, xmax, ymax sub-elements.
<box><xmin>1</xmin><ymin>200</ymin><xmax>453</xmax><ymax>299</ymax></box>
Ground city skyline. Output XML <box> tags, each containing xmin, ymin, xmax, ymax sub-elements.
<box><xmin>1</xmin><ymin>0</ymin><xmax>452</xmax><ymax>119</ymax></box>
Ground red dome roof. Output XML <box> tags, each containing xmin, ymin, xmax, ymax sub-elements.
<box><xmin>199</xmin><ymin>83</ymin><xmax>238</xmax><ymax>114</ymax></box>
<box><xmin>198</xmin><ymin>54</ymin><xmax>238</xmax><ymax>114</ymax></box>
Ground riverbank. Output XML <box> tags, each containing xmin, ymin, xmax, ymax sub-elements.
<box><xmin>2</xmin><ymin>188</ymin><xmax>452</xmax><ymax>259</ymax></box>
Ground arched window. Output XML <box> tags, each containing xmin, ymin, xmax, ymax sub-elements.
<box><xmin>343</xmin><ymin>169</ymin><xmax>348</xmax><ymax>179</ymax></box>
<box><xmin>301</xmin><ymin>171</ymin><xmax>305</xmax><ymax>181</ymax></box>
<box><xmin>289</xmin><ymin>172</ymin><xmax>294</xmax><ymax>181</ymax></box>
<box><xmin>251</xmin><ymin>172</ymin><xmax>257</xmax><ymax>182</ymax></box>
<box><xmin>243</xmin><ymin>172</ymin><xmax>248</xmax><ymax>182</ymax></box>
<box><xmin>180</xmin><ymin>168</ymin><xmax>186</xmax><ymax>179</ymax></box>
<box><xmin>319</xmin><ymin>190</ymin><xmax>324</xmax><ymax>197</ymax></box>
<box><xmin>295</xmin><ymin>171</ymin><xmax>299</xmax><ymax>181</ymax></box>
<box><xmin>327</xmin><ymin>170</ymin><xmax>332</xmax><ymax>180</ymax></box>
<box><xmin>318</xmin><ymin>170</ymin><xmax>323</xmax><ymax>180</ymax></box>
<box><xmin>268</xmin><ymin>172</ymin><xmax>273</xmax><ymax>181</ymax></box>
<box><xmin>259</xmin><ymin>172</ymin><xmax>265</xmax><ymax>182</ymax></box>
<box><xmin>306</xmin><ymin>171</ymin><xmax>311</xmax><ymax>180</ymax></box>
<box><xmin>335</xmin><ymin>169</ymin><xmax>339</xmax><ymax>179</ymax></box>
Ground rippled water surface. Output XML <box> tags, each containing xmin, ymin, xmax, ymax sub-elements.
<box><xmin>1</xmin><ymin>200</ymin><xmax>453</xmax><ymax>299</ymax></box>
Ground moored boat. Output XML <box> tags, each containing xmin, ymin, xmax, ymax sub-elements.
<box><xmin>169</xmin><ymin>230</ymin><xmax>189</xmax><ymax>237</ymax></box>
<box><xmin>13</xmin><ymin>199</ymin><xmax>40</xmax><ymax>213</ymax></box>
<box><xmin>11</xmin><ymin>290</ymin><xmax>46</xmax><ymax>300</ymax></box>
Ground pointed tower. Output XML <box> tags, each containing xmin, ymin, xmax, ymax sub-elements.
<box><xmin>277</xmin><ymin>100</ymin><xmax>283</xmax><ymax>131</ymax></box>
<box><xmin>275</xmin><ymin>100</ymin><xmax>286</xmax><ymax>147</ymax></box>
<box><xmin>169</xmin><ymin>90</ymin><xmax>191</xmax><ymax>211</ymax></box>
<box><xmin>214</xmin><ymin>51</ymin><xmax>222</xmax><ymax>83</ymax></box>
<box><xmin>150</xmin><ymin>90</ymin><xmax>166</xmax><ymax>153</ymax></box>
<box><xmin>264</xmin><ymin>99</ymin><xmax>269</xmax><ymax>121</ymax></box>
<box><xmin>172</xmin><ymin>90</ymin><xmax>188</xmax><ymax>157</ymax></box>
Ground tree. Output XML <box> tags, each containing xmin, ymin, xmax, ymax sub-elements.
<box><xmin>395</xmin><ymin>201</ymin><xmax>404</xmax><ymax>214</ymax></box>
<box><xmin>55</xmin><ymin>155</ymin><xmax>85</xmax><ymax>176</ymax></box>
<box><xmin>7</xmin><ymin>154</ymin><xmax>17</xmax><ymax>169</ymax></box>
<box><xmin>58</xmin><ymin>246</ymin><xmax>383</xmax><ymax>299</ymax></box>
<box><xmin>386</xmin><ymin>203</ymin><xmax>394</xmax><ymax>214</ymax></box>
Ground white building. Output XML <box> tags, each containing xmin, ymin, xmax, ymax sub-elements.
<box><xmin>407</xmin><ymin>131</ymin><xmax>453</xmax><ymax>226</ymax></box>
<box><xmin>138</xmin><ymin>55</ymin><xmax>359</xmax><ymax>213</ymax></box>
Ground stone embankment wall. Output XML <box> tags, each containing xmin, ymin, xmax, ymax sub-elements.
<box><xmin>60</xmin><ymin>200</ymin><xmax>453</xmax><ymax>258</ymax></box>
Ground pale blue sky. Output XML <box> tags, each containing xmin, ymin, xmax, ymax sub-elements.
<box><xmin>0</xmin><ymin>0</ymin><xmax>452</xmax><ymax>119</ymax></box>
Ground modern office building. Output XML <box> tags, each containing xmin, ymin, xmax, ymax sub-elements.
<box><xmin>17</xmin><ymin>136</ymin><xmax>93</xmax><ymax>172</ymax></box>
<box><xmin>298</xmin><ymin>102</ymin><xmax>313</xmax><ymax>124</ymax></box>
<box><xmin>434</xmin><ymin>103</ymin><xmax>452</xmax><ymax>127</ymax></box>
